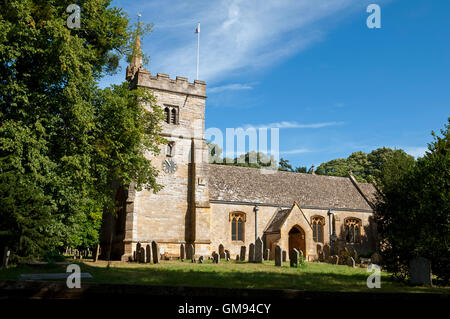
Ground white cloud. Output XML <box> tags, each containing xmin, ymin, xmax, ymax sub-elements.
<box><xmin>208</xmin><ymin>83</ymin><xmax>253</xmax><ymax>93</ymax></box>
<box><xmin>280</xmin><ymin>148</ymin><xmax>312</xmax><ymax>155</ymax></box>
<box><xmin>241</xmin><ymin>121</ymin><xmax>343</xmax><ymax>130</ymax></box>
<box><xmin>129</xmin><ymin>0</ymin><xmax>378</xmax><ymax>83</ymax></box>
<box><xmin>403</xmin><ymin>146</ymin><xmax>428</xmax><ymax>158</ymax></box>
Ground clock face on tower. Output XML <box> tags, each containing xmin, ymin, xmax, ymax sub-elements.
<box><xmin>163</xmin><ymin>159</ymin><xmax>177</xmax><ymax>174</ymax></box>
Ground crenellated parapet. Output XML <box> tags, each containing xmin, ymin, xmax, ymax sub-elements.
<box><xmin>129</xmin><ymin>68</ymin><xmax>206</xmax><ymax>98</ymax></box>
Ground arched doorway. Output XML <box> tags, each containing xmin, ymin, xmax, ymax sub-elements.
<box><xmin>288</xmin><ymin>226</ymin><xmax>306</xmax><ymax>257</ymax></box>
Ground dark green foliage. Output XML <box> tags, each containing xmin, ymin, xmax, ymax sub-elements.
<box><xmin>0</xmin><ymin>1</ymin><xmax>163</xmax><ymax>259</ymax></box>
<box><xmin>375</xmin><ymin>120</ymin><xmax>450</xmax><ymax>284</ymax></box>
<box><xmin>316</xmin><ymin>148</ymin><xmax>414</xmax><ymax>183</ymax></box>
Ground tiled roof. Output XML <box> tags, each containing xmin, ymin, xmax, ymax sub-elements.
<box><xmin>208</xmin><ymin>165</ymin><xmax>376</xmax><ymax>211</ymax></box>
<box><xmin>265</xmin><ymin>209</ymin><xmax>291</xmax><ymax>232</ymax></box>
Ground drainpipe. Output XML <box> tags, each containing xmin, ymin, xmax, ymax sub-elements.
<box><xmin>254</xmin><ymin>205</ymin><xmax>259</xmax><ymax>242</ymax></box>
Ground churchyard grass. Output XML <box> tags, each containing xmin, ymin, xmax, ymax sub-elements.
<box><xmin>1</xmin><ymin>259</ymin><xmax>448</xmax><ymax>294</ymax></box>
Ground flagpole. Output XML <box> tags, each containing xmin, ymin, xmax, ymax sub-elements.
<box><xmin>196</xmin><ymin>22</ymin><xmax>200</xmax><ymax>80</ymax></box>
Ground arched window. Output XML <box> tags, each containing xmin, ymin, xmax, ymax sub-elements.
<box><xmin>230</xmin><ymin>212</ymin><xmax>246</xmax><ymax>241</ymax></box>
<box><xmin>311</xmin><ymin>216</ymin><xmax>325</xmax><ymax>243</ymax></box>
<box><xmin>164</xmin><ymin>107</ymin><xmax>170</xmax><ymax>123</ymax></box>
<box><xmin>166</xmin><ymin>143</ymin><xmax>173</xmax><ymax>157</ymax></box>
<box><xmin>171</xmin><ymin>108</ymin><xmax>177</xmax><ymax>124</ymax></box>
<box><xmin>345</xmin><ymin>218</ymin><xmax>361</xmax><ymax>243</ymax></box>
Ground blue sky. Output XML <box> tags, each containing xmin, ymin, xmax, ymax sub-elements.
<box><xmin>100</xmin><ymin>0</ymin><xmax>450</xmax><ymax>168</ymax></box>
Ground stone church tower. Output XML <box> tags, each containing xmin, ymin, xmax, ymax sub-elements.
<box><xmin>101</xmin><ymin>33</ymin><xmax>211</xmax><ymax>260</ymax></box>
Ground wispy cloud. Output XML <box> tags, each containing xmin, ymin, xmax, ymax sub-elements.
<box><xmin>241</xmin><ymin>121</ymin><xmax>343</xmax><ymax>130</ymax></box>
<box><xmin>209</xmin><ymin>83</ymin><xmax>254</xmax><ymax>93</ymax></box>
<box><xmin>125</xmin><ymin>0</ymin><xmax>377</xmax><ymax>83</ymax></box>
<box><xmin>280</xmin><ymin>148</ymin><xmax>312</xmax><ymax>155</ymax></box>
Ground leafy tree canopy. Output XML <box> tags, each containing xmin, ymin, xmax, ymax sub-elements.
<box><xmin>0</xmin><ymin>0</ymin><xmax>163</xmax><ymax>259</ymax></box>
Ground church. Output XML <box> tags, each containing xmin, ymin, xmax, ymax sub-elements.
<box><xmin>100</xmin><ymin>35</ymin><xmax>378</xmax><ymax>262</ymax></box>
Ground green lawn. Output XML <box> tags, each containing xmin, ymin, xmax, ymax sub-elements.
<box><xmin>1</xmin><ymin>259</ymin><xmax>448</xmax><ymax>294</ymax></box>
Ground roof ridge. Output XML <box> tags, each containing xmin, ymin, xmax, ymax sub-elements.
<box><xmin>207</xmin><ymin>163</ymin><xmax>356</xmax><ymax>181</ymax></box>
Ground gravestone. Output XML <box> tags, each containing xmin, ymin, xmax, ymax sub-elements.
<box><xmin>236</xmin><ymin>255</ymin><xmax>240</xmax><ymax>261</ymax></box>
<box><xmin>323</xmin><ymin>244</ymin><xmax>330</xmax><ymax>262</ymax></box>
<box><xmin>146</xmin><ymin>245</ymin><xmax>151</xmax><ymax>263</ymax></box>
<box><xmin>275</xmin><ymin>245</ymin><xmax>282</xmax><ymax>267</ymax></box>
<box><xmin>254</xmin><ymin>238</ymin><xmax>263</xmax><ymax>263</ymax></box>
<box><xmin>330</xmin><ymin>255</ymin><xmax>339</xmax><ymax>265</ymax></box>
<box><xmin>191</xmin><ymin>257</ymin><xmax>196</xmax><ymax>263</ymax></box>
<box><xmin>136</xmin><ymin>242</ymin><xmax>141</xmax><ymax>262</ymax></box>
<box><xmin>249</xmin><ymin>243</ymin><xmax>255</xmax><ymax>262</ymax></box>
<box><xmin>186</xmin><ymin>244</ymin><xmax>194</xmax><ymax>260</ymax></box>
<box><xmin>213</xmin><ymin>252</ymin><xmax>220</xmax><ymax>264</ymax></box>
<box><xmin>282</xmin><ymin>250</ymin><xmax>287</xmax><ymax>262</ymax></box>
<box><xmin>219</xmin><ymin>244</ymin><xmax>225</xmax><ymax>259</ymax></box>
<box><xmin>409</xmin><ymin>257</ymin><xmax>432</xmax><ymax>286</ymax></box>
<box><xmin>139</xmin><ymin>247</ymin><xmax>145</xmax><ymax>263</ymax></box>
<box><xmin>151</xmin><ymin>241</ymin><xmax>159</xmax><ymax>264</ymax></box>
<box><xmin>240</xmin><ymin>246</ymin><xmax>246</xmax><ymax>261</ymax></box>
<box><xmin>133</xmin><ymin>251</ymin><xmax>136</xmax><ymax>262</ymax></box>
<box><xmin>290</xmin><ymin>248</ymin><xmax>299</xmax><ymax>267</ymax></box>
<box><xmin>2</xmin><ymin>247</ymin><xmax>10</xmax><ymax>269</ymax></box>
<box><xmin>299</xmin><ymin>250</ymin><xmax>303</xmax><ymax>263</ymax></box>
<box><xmin>347</xmin><ymin>256</ymin><xmax>356</xmax><ymax>268</ymax></box>
<box><xmin>317</xmin><ymin>244</ymin><xmax>324</xmax><ymax>262</ymax></box>
<box><xmin>198</xmin><ymin>256</ymin><xmax>204</xmax><ymax>264</ymax></box>
<box><xmin>264</xmin><ymin>249</ymin><xmax>270</xmax><ymax>261</ymax></box>
<box><xmin>180</xmin><ymin>244</ymin><xmax>185</xmax><ymax>261</ymax></box>
<box><xmin>225</xmin><ymin>250</ymin><xmax>230</xmax><ymax>261</ymax></box>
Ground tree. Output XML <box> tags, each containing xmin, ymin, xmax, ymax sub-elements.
<box><xmin>278</xmin><ymin>158</ymin><xmax>293</xmax><ymax>172</ymax></box>
<box><xmin>315</xmin><ymin>149</ymin><xmax>414</xmax><ymax>183</ymax></box>
<box><xmin>375</xmin><ymin>119</ymin><xmax>449</xmax><ymax>284</ymax></box>
<box><xmin>0</xmin><ymin>1</ymin><xmax>163</xmax><ymax>258</ymax></box>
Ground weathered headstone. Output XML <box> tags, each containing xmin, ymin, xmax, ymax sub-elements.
<box><xmin>240</xmin><ymin>246</ymin><xmax>246</xmax><ymax>261</ymax></box>
<box><xmin>409</xmin><ymin>257</ymin><xmax>432</xmax><ymax>286</ymax></box>
<box><xmin>198</xmin><ymin>256</ymin><xmax>204</xmax><ymax>264</ymax></box>
<box><xmin>236</xmin><ymin>255</ymin><xmax>240</xmax><ymax>261</ymax></box>
<box><xmin>264</xmin><ymin>248</ymin><xmax>270</xmax><ymax>261</ymax></box>
<box><xmin>317</xmin><ymin>244</ymin><xmax>324</xmax><ymax>262</ymax></box>
<box><xmin>151</xmin><ymin>241</ymin><xmax>159</xmax><ymax>264</ymax></box>
<box><xmin>219</xmin><ymin>244</ymin><xmax>225</xmax><ymax>259</ymax></box>
<box><xmin>275</xmin><ymin>245</ymin><xmax>282</xmax><ymax>267</ymax></box>
<box><xmin>191</xmin><ymin>257</ymin><xmax>196</xmax><ymax>263</ymax></box>
<box><xmin>347</xmin><ymin>256</ymin><xmax>356</xmax><ymax>268</ymax></box>
<box><xmin>213</xmin><ymin>252</ymin><xmax>220</xmax><ymax>264</ymax></box>
<box><xmin>282</xmin><ymin>250</ymin><xmax>287</xmax><ymax>262</ymax></box>
<box><xmin>290</xmin><ymin>249</ymin><xmax>299</xmax><ymax>267</ymax></box>
<box><xmin>133</xmin><ymin>251</ymin><xmax>136</xmax><ymax>262</ymax></box>
<box><xmin>2</xmin><ymin>247</ymin><xmax>10</xmax><ymax>269</ymax></box>
<box><xmin>146</xmin><ymin>245</ymin><xmax>151</xmax><ymax>263</ymax></box>
<box><xmin>254</xmin><ymin>237</ymin><xmax>263</xmax><ymax>263</ymax></box>
<box><xmin>180</xmin><ymin>244</ymin><xmax>185</xmax><ymax>261</ymax></box>
<box><xmin>225</xmin><ymin>250</ymin><xmax>230</xmax><ymax>261</ymax></box>
<box><xmin>249</xmin><ymin>243</ymin><xmax>255</xmax><ymax>262</ymax></box>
